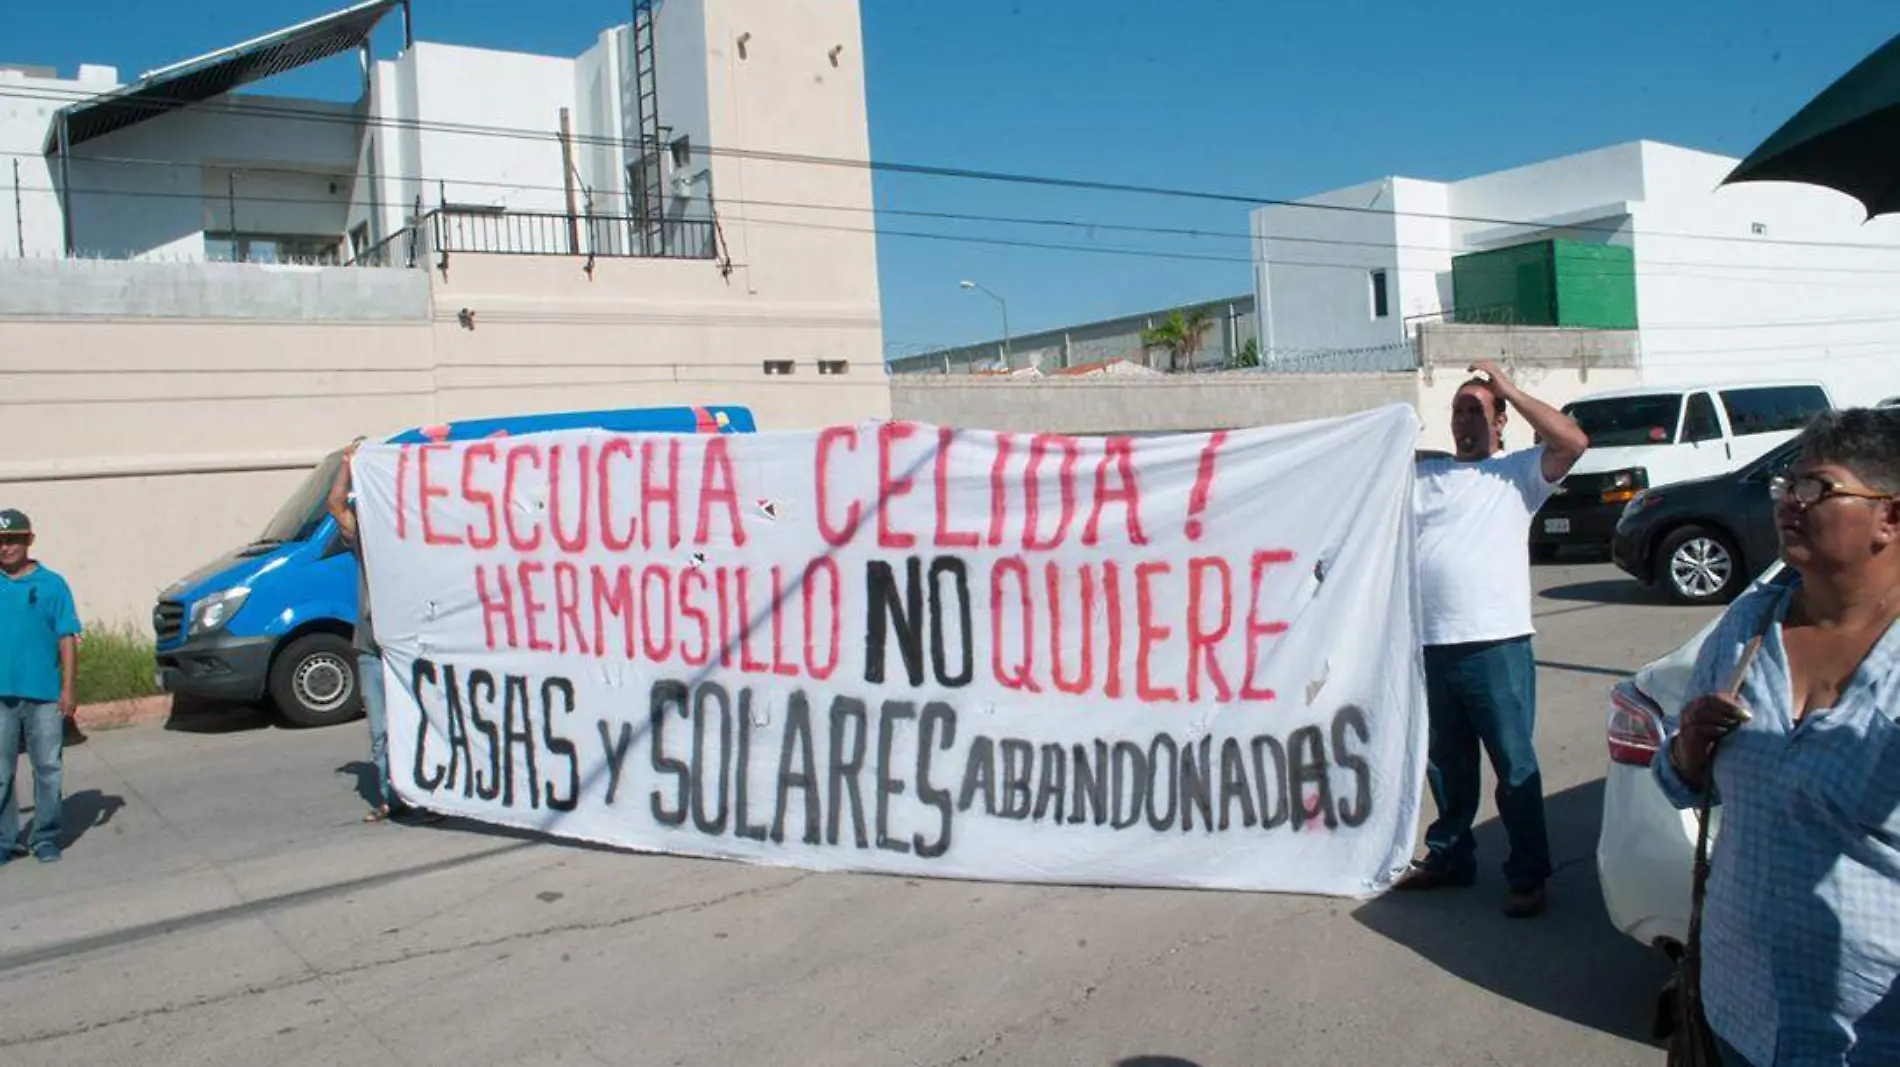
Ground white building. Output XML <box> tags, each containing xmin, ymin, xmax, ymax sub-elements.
<box><xmin>0</xmin><ymin>0</ymin><xmax>890</xmax><ymax>628</ymax></box>
<box><xmin>1251</xmin><ymin>140</ymin><xmax>1900</xmax><ymax>405</ymax></box>
<box><xmin>5</xmin><ymin>0</ymin><xmax>806</xmax><ymax>266</ymax></box>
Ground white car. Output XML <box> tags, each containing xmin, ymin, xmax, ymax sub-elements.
<box><xmin>1595</xmin><ymin>563</ymin><xmax>1790</xmax><ymax>955</ymax></box>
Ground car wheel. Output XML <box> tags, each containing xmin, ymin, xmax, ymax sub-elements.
<box><xmin>1657</xmin><ymin>526</ymin><xmax>1743</xmax><ymax>606</ymax></box>
<box><xmin>268</xmin><ymin>633</ymin><xmax>361</xmax><ymax>728</ymax></box>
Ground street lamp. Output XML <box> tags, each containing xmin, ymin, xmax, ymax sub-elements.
<box><xmin>959</xmin><ymin>279</ymin><xmax>1012</xmax><ymax>365</ymax></box>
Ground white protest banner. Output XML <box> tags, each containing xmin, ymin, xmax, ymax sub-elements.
<box><xmin>351</xmin><ymin>403</ymin><xmax>1426</xmax><ymax>896</ymax></box>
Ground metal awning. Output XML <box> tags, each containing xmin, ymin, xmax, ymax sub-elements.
<box><xmin>44</xmin><ymin>0</ymin><xmax>409</xmax><ymax>154</ymax></box>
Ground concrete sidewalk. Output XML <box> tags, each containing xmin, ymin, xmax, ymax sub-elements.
<box><xmin>73</xmin><ymin>695</ymin><xmax>172</xmax><ymax>731</ymax></box>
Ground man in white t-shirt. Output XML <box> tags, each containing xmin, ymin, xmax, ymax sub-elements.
<box><xmin>1398</xmin><ymin>360</ymin><xmax>1589</xmax><ymax>919</ymax></box>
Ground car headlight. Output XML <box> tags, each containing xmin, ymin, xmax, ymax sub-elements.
<box><xmin>1600</xmin><ymin>467</ymin><xmax>1649</xmax><ymax>505</ymax></box>
<box><xmin>189</xmin><ymin>587</ymin><xmax>251</xmax><ymax>637</ymax></box>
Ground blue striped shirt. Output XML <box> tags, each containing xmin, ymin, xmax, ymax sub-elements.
<box><xmin>1654</xmin><ymin>579</ymin><xmax>1900</xmax><ymax>1066</ymax></box>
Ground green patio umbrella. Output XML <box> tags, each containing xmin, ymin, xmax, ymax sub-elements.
<box><xmin>1724</xmin><ymin>32</ymin><xmax>1900</xmax><ymax>217</ymax></box>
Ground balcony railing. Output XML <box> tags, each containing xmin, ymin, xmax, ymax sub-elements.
<box><xmin>428</xmin><ymin>208</ymin><xmax>717</xmax><ymax>261</ymax></box>
<box><xmin>342</xmin><ymin>225</ymin><xmax>418</xmax><ymax>269</ymax></box>
<box><xmin>341</xmin><ymin>207</ymin><xmax>720</xmax><ymax>268</ymax></box>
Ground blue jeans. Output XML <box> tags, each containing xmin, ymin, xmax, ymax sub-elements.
<box><xmin>359</xmin><ymin>652</ymin><xmax>395</xmax><ymax>810</ymax></box>
<box><xmin>1421</xmin><ymin>637</ymin><xmax>1551</xmax><ymax>890</ymax></box>
<box><xmin>0</xmin><ymin>699</ymin><xmax>63</xmax><ymax>851</ymax></box>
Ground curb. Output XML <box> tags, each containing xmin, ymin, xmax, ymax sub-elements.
<box><xmin>75</xmin><ymin>695</ymin><xmax>173</xmax><ymax>730</ymax></box>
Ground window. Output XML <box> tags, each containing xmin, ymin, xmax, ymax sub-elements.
<box><xmin>257</xmin><ymin>452</ymin><xmax>344</xmax><ymax>545</ymax></box>
<box><xmin>1720</xmin><ymin>385</ymin><xmax>1830</xmax><ymax>437</ymax></box>
<box><xmin>1369</xmin><ymin>269</ymin><xmax>1390</xmax><ymax>319</ymax></box>
<box><xmin>1682</xmin><ymin>392</ymin><xmax>1722</xmax><ymax>443</ymax></box>
<box><xmin>1562</xmin><ymin>394</ymin><xmax>1683</xmax><ymax>448</ymax></box>
<box><xmin>818</xmin><ymin>360</ymin><xmax>849</xmax><ymax>375</ymax></box>
<box><xmin>205</xmin><ymin>231</ymin><xmax>341</xmax><ymax>265</ymax></box>
<box><xmin>762</xmin><ymin>359</ymin><xmax>795</xmax><ymax>375</ymax></box>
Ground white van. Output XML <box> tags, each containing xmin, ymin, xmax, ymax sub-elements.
<box><xmin>1529</xmin><ymin>380</ymin><xmax>1834</xmax><ymax>559</ymax></box>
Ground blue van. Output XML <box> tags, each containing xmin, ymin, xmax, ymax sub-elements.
<box><xmin>153</xmin><ymin>405</ymin><xmax>756</xmax><ymax>726</ymax></box>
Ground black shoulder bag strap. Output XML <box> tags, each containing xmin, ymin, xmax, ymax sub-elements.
<box><xmin>1671</xmin><ymin>606</ymin><xmax>1770</xmax><ymax>1064</ymax></box>
<box><xmin>1689</xmin><ymin>625</ymin><xmax>1763</xmax><ymax>932</ymax></box>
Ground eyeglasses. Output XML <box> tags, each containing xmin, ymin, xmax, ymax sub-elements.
<box><xmin>1769</xmin><ymin>473</ymin><xmax>1894</xmax><ymax>509</ymax></box>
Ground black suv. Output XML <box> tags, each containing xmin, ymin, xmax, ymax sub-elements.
<box><xmin>1610</xmin><ymin>442</ymin><xmax>1797</xmax><ymax>605</ymax></box>
<box><xmin>1530</xmin><ymin>466</ymin><xmax>1649</xmax><ymax>563</ymax></box>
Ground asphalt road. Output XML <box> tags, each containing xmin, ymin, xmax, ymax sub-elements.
<box><xmin>0</xmin><ymin>561</ymin><xmax>1721</xmax><ymax>1067</ymax></box>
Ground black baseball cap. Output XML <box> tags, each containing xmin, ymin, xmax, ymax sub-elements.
<box><xmin>0</xmin><ymin>509</ymin><xmax>30</xmax><ymax>537</ymax></box>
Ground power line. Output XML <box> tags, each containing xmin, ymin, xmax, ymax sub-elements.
<box><xmin>0</xmin><ymin>183</ymin><xmax>1854</xmax><ymax>293</ymax></box>
<box><xmin>6</xmin><ymin>82</ymin><xmax>1900</xmax><ymax>254</ymax></box>
<box><xmin>20</xmin><ymin>174</ymin><xmax>1900</xmax><ymax>291</ymax></box>
<box><xmin>0</xmin><ymin>180</ymin><xmax>1519</xmax><ymax>275</ymax></box>
<box><xmin>4</xmin><ymin>100</ymin><xmax>1900</xmax><ymax>319</ymax></box>
<box><xmin>10</xmin><ymin>146</ymin><xmax>1900</xmax><ymax>283</ymax></box>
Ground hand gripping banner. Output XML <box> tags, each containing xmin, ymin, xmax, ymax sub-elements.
<box><xmin>352</xmin><ymin>404</ymin><xmax>1427</xmax><ymax>896</ymax></box>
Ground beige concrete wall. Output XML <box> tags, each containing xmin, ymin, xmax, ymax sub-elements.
<box><xmin>892</xmin><ymin>329</ymin><xmax>1644</xmax><ymax>454</ymax></box>
<box><xmin>891</xmin><ymin>371</ymin><xmax>1419</xmax><ymax>435</ymax></box>
<box><xmin>0</xmin><ymin>289</ymin><xmax>429</xmax><ymax>630</ymax></box>
<box><xmin>2</xmin><ymin>256</ymin><xmax>889</xmax><ymax>631</ymax></box>
<box><xmin>0</xmin><ymin>319</ymin><xmax>436</xmax><ymax>470</ymax></box>
<box><xmin>1</xmin><ymin>469</ymin><xmax>313</xmax><ymax>635</ymax></box>
<box><xmin>1414</xmin><ymin>363</ymin><xmax>1645</xmax><ymax>454</ymax></box>
<box><xmin>425</xmin><ymin>254</ymin><xmax>888</xmax><ymax>432</ymax></box>
<box><xmin>1415</xmin><ymin>322</ymin><xmax>1640</xmax><ymax>373</ymax></box>
<box><xmin>1413</xmin><ymin>323</ymin><xmax>1643</xmax><ymax>453</ymax></box>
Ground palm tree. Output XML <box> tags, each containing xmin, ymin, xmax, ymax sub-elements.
<box><xmin>1140</xmin><ymin>307</ymin><xmax>1214</xmax><ymax>372</ymax></box>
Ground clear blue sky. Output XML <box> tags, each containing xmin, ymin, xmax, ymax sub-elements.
<box><xmin>7</xmin><ymin>1</ymin><xmax>1898</xmax><ymax>357</ymax></box>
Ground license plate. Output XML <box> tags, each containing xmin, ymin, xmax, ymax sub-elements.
<box><xmin>1544</xmin><ymin>518</ymin><xmax>1571</xmax><ymax>535</ymax></box>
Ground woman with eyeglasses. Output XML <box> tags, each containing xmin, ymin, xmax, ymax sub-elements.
<box><xmin>1653</xmin><ymin>407</ymin><xmax>1900</xmax><ymax>1067</ymax></box>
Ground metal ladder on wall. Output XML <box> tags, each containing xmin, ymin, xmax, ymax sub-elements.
<box><xmin>630</xmin><ymin>0</ymin><xmax>668</xmax><ymax>257</ymax></box>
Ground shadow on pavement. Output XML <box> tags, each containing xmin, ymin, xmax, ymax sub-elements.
<box><xmin>163</xmin><ymin>696</ymin><xmax>275</xmax><ymax>735</ymax></box>
<box><xmin>58</xmin><ymin>788</ymin><xmax>124</xmax><ymax>850</ymax></box>
<box><xmin>416</xmin><ymin>813</ymin><xmax>633</xmax><ymax>856</ymax></box>
<box><xmin>336</xmin><ymin>760</ymin><xmax>379</xmax><ymax>808</ymax></box>
<box><xmin>1533</xmin><ymin>548</ymin><xmax>1612</xmax><ymax>567</ymax></box>
<box><xmin>1353</xmin><ymin>778</ymin><xmax>1669</xmax><ymax>1044</ymax></box>
<box><xmin>1535</xmin><ymin>658</ymin><xmax>1636</xmax><ymax>681</ymax></box>
<box><xmin>1539</xmin><ymin>578</ymin><xmax>1655</xmax><ymax>606</ymax></box>
<box><xmin>1115</xmin><ymin>1058</ymin><xmax>1202</xmax><ymax>1067</ymax></box>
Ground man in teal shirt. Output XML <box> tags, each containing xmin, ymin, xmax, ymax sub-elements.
<box><xmin>0</xmin><ymin>509</ymin><xmax>82</xmax><ymax>864</ymax></box>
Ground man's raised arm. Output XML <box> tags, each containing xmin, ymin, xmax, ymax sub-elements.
<box><xmin>326</xmin><ymin>440</ymin><xmax>362</xmax><ymax>546</ymax></box>
<box><xmin>1471</xmin><ymin>360</ymin><xmax>1589</xmax><ymax>482</ymax></box>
